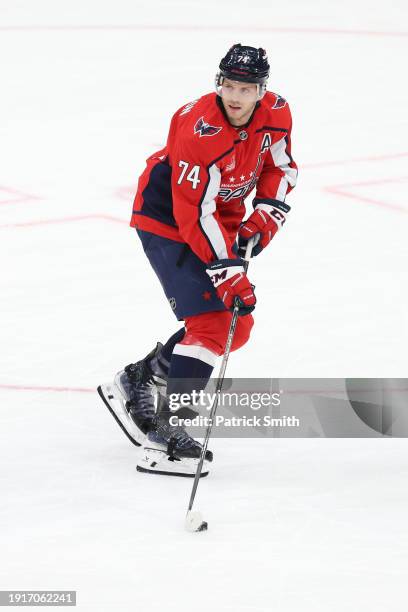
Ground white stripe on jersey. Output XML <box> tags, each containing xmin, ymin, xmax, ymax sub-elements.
<box><xmin>270</xmin><ymin>137</ymin><xmax>298</xmax><ymax>197</ymax></box>
<box><xmin>276</xmin><ymin>176</ymin><xmax>289</xmax><ymax>201</ymax></box>
<box><xmin>199</xmin><ymin>164</ymin><xmax>229</xmax><ymax>259</ymax></box>
<box><xmin>173</xmin><ymin>343</ymin><xmax>218</xmax><ymax>366</ymax></box>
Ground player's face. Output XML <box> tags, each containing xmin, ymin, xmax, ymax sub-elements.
<box><xmin>220</xmin><ymin>79</ymin><xmax>258</xmax><ymax>126</ymax></box>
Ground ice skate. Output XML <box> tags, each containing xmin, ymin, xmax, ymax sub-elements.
<box><xmin>97</xmin><ymin>343</ymin><xmax>168</xmax><ymax>447</ymax></box>
<box><xmin>137</xmin><ymin>411</ymin><xmax>213</xmax><ymax>477</ymax></box>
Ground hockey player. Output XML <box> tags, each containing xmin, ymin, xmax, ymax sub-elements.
<box><xmin>98</xmin><ymin>43</ymin><xmax>297</xmax><ymax>476</ymax></box>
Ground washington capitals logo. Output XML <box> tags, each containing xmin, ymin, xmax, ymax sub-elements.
<box><xmin>272</xmin><ymin>95</ymin><xmax>287</xmax><ymax>109</ymax></box>
<box><xmin>194</xmin><ymin>116</ymin><xmax>222</xmax><ymax>137</ymax></box>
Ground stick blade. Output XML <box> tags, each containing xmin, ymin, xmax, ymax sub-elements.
<box><xmin>185</xmin><ymin>510</ymin><xmax>208</xmax><ymax>532</ymax></box>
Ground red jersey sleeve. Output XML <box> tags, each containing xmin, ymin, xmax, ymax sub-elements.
<box><xmin>255</xmin><ymin>104</ymin><xmax>298</xmax><ymax>207</ymax></box>
<box><xmin>170</xmin><ymin>135</ymin><xmax>235</xmax><ymax>264</ymax></box>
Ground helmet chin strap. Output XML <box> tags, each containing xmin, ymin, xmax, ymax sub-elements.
<box><xmin>215</xmin><ymin>72</ymin><xmax>268</xmax><ymax>100</ymax></box>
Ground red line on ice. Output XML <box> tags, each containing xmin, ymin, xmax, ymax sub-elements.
<box><xmin>2</xmin><ymin>153</ymin><xmax>407</xmax><ymax>229</ymax></box>
<box><xmin>2</xmin><ymin>383</ymin><xmax>407</xmax><ymax>397</ymax></box>
<box><xmin>324</xmin><ymin>176</ymin><xmax>408</xmax><ymax>214</ymax></box>
<box><xmin>0</xmin><ymin>186</ymin><xmax>40</xmax><ymax>206</ymax></box>
<box><xmin>0</xmin><ymin>384</ymin><xmax>94</xmax><ymax>394</ymax></box>
<box><xmin>0</xmin><ymin>214</ymin><xmax>127</xmax><ymax>229</ymax></box>
<box><xmin>0</xmin><ymin>24</ymin><xmax>407</xmax><ymax>37</ymax></box>
<box><xmin>303</xmin><ymin>152</ymin><xmax>408</xmax><ymax>169</ymax></box>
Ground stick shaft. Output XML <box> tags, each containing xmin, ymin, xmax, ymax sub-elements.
<box><xmin>187</xmin><ymin>239</ymin><xmax>254</xmax><ymax>512</ymax></box>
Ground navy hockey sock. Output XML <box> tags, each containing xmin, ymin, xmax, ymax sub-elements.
<box><xmin>166</xmin><ymin>353</ymin><xmax>214</xmax><ymax>398</ymax></box>
<box><xmin>160</xmin><ymin>328</ymin><xmax>185</xmax><ymax>362</ymax></box>
<box><xmin>149</xmin><ymin>328</ymin><xmax>185</xmax><ymax>375</ymax></box>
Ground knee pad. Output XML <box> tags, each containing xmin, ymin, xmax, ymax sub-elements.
<box><xmin>183</xmin><ymin>311</ymin><xmax>254</xmax><ymax>356</ymax></box>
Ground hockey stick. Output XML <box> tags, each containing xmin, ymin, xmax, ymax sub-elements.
<box><xmin>185</xmin><ymin>237</ymin><xmax>255</xmax><ymax>532</ymax></box>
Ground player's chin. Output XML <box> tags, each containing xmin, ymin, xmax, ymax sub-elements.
<box><xmin>226</xmin><ymin>108</ymin><xmax>244</xmax><ymax>122</ymax></box>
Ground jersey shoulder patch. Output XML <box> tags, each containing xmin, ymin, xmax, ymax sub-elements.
<box><xmin>194</xmin><ymin>116</ymin><xmax>222</xmax><ymax>137</ymax></box>
<box><xmin>270</xmin><ymin>92</ymin><xmax>287</xmax><ymax>109</ymax></box>
<box><xmin>171</xmin><ymin>93</ymin><xmax>231</xmax><ymax>163</ymax></box>
<box><xmin>260</xmin><ymin>92</ymin><xmax>291</xmax><ymax>130</ymax></box>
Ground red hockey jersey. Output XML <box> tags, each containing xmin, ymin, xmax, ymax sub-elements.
<box><xmin>131</xmin><ymin>92</ymin><xmax>297</xmax><ymax>263</ymax></box>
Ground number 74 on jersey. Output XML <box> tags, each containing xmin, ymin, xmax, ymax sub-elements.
<box><xmin>177</xmin><ymin>160</ymin><xmax>201</xmax><ymax>190</ymax></box>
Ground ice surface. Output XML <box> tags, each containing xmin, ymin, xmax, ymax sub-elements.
<box><xmin>1</xmin><ymin>1</ymin><xmax>407</xmax><ymax>610</ymax></box>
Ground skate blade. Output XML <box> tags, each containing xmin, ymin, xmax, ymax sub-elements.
<box><xmin>136</xmin><ymin>447</ymin><xmax>209</xmax><ymax>478</ymax></box>
<box><xmin>97</xmin><ymin>383</ymin><xmax>146</xmax><ymax>447</ymax></box>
